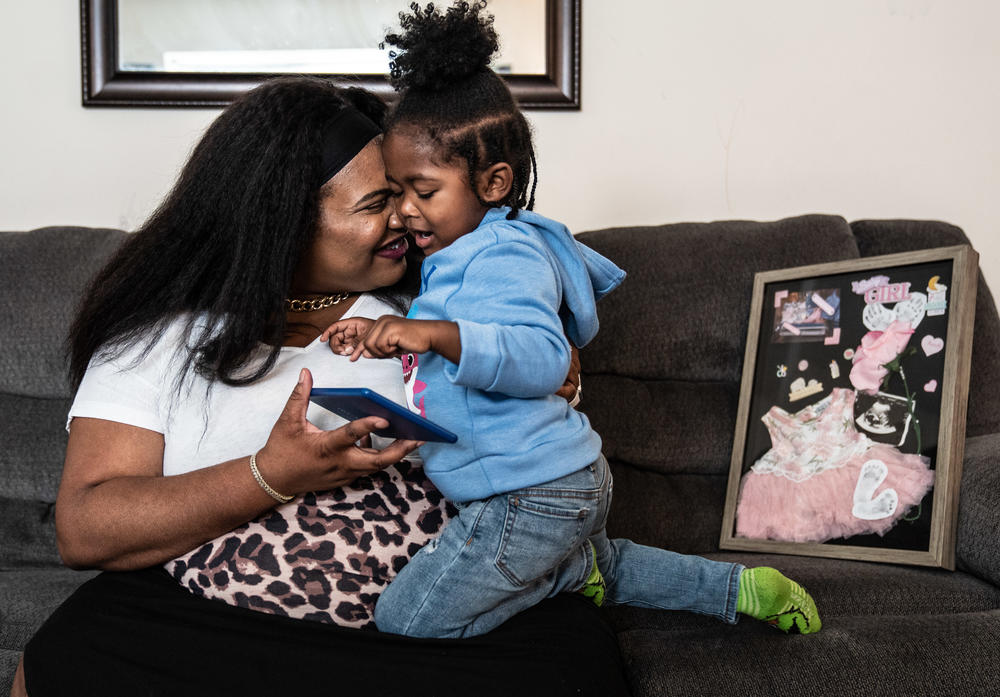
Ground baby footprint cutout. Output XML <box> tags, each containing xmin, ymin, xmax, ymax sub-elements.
<box><xmin>852</xmin><ymin>459</ymin><xmax>898</xmax><ymax>521</ymax></box>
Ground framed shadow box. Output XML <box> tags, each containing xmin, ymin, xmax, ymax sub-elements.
<box><xmin>720</xmin><ymin>245</ymin><xmax>979</xmax><ymax>568</ymax></box>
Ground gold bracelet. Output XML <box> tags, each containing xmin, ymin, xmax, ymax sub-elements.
<box><xmin>249</xmin><ymin>451</ymin><xmax>293</xmax><ymax>504</ymax></box>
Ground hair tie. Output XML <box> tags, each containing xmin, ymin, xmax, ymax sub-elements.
<box><xmin>319</xmin><ymin>107</ymin><xmax>382</xmax><ymax>185</ymax></box>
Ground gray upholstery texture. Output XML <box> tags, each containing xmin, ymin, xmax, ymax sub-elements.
<box><xmin>0</xmin><ymin>394</ymin><xmax>71</xmax><ymax>568</ymax></box>
<box><xmin>0</xmin><ymin>569</ymin><xmax>100</xmax><ymax>651</ymax></box>
<box><xmin>576</xmin><ymin>215</ymin><xmax>1000</xmax><ymax>695</ymax></box>
<box><xmin>956</xmin><ymin>432</ymin><xmax>1000</xmax><ymax>586</ymax></box>
<box><xmin>0</xmin><ymin>227</ymin><xmax>126</xmax><ymax>399</ymax></box>
<box><xmin>577</xmin><ymin>215</ymin><xmax>861</xmax><ymax>384</ymax></box>
<box><xmin>2</xmin><ymin>218</ymin><xmax>998</xmax><ymax>695</ymax></box>
<box><xmin>0</xmin><ymin>650</ymin><xmax>20</xmax><ymax>697</ymax></box>
<box><xmin>1</xmin><ymin>228</ymin><xmax>125</xmax><ymax>573</ymax></box>
<box><xmin>617</xmin><ymin>611</ymin><xmax>1000</xmax><ymax>697</ymax></box>
<box><xmin>0</xmin><ymin>228</ymin><xmax>127</xmax><ymax>691</ymax></box>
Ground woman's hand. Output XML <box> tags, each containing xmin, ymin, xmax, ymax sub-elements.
<box><xmin>254</xmin><ymin>368</ymin><xmax>422</xmax><ymax>495</ymax></box>
<box><xmin>555</xmin><ymin>343</ymin><xmax>582</xmax><ymax>404</ymax></box>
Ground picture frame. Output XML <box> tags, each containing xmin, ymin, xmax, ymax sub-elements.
<box><xmin>720</xmin><ymin>245</ymin><xmax>979</xmax><ymax>569</ymax></box>
<box><xmin>79</xmin><ymin>0</ymin><xmax>581</xmax><ymax>109</ymax></box>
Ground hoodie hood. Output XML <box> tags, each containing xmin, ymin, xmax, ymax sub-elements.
<box><xmin>480</xmin><ymin>207</ymin><xmax>626</xmax><ymax>347</ymax></box>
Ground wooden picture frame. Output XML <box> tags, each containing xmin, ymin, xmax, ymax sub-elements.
<box><xmin>80</xmin><ymin>0</ymin><xmax>581</xmax><ymax>109</ymax></box>
<box><xmin>720</xmin><ymin>246</ymin><xmax>979</xmax><ymax>569</ymax></box>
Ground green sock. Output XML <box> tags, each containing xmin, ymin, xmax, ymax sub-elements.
<box><xmin>577</xmin><ymin>541</ymin><xmax>606</xmax><ymax>607</ymax></box>
<box><xmin>737</xmin><ymin>567</ymin><xmax>821</xmax><ymax>635</ymax></box>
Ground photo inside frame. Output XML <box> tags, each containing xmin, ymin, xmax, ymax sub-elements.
<box><xmin>854</xmin><ymin>390</ymin><xmax>913</xmax><ymax>446</ymax></box>
<box><xmin>772</xmin><ymin>288</ymin><xmax>841</xmax><ymax>343</ymax></box>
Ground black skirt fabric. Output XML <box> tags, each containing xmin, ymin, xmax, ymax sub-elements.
<box><xmin>24</xmin><ymin>567</ymin><xmax>630</xmax><ymax>697</ymax></box>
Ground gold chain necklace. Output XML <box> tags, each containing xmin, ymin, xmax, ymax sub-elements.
<box><xmin>284</xmin><ymin>292</ymin><xmax>352</xmax><ymax>312</ymax></box>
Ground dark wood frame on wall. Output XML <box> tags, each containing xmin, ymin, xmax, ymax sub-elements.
<box><xmin>80</xmin><ymin>0</ymin><xmax>581</xmax><ymax>109</ymax></box>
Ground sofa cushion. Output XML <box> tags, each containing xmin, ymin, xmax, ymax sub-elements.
<box><xmin>0</xmin><ymin>392</ymin><xmax>72</xmax><ymax>568</ymax></box>
<box><xmin>616</xmin><ymin>609</ymin><xmax>1000</xmax><ymax>697</ymax></box>
<box><xmin>606</xmin><ymin>553</ymin><xmax>1000</xmax><ymax>635</ymax></box>
<box><xmin>0</xmin><ymin>394</ymin><xmax>71</xmax><ymax>502</ymax></box>
<box><xmin>582</xmin><ymin>376</ymin><xmax>737</xmax><ymax>476</ymax></box>
<box><xmin>580</xmin><ymin>376</ymin><xmax>738</xmax><ymax>554</ymax></box>
<box><xmin>604</xmin><ymin>465</ymin><xmax>728</xmax><ymax>556</ymax></box>
<box><xmin>0</xmin><ymin>227</ymin><xmax>126</xmax><ymax>399</ymax></box>
<box><xmin>0</xmin><ymin>568</ymin><xmax>98</xmax><ymax>652</ymax></box>
<box><xmin>851</xmin><ymin>219</ymin><xmax>1000</xmax><ymax>438</ymax></box>
<box><xmin>576</xmin><ymin>214</ymin><xmax>860</xmax><ymax>383</ymax></box>
<box><xmin>0</xmin><ymin>499</ymin><xmax>61</xmax><ymax>569</ymax></box>
<box><xmin>956</xmin><ymin>432</ymin><xmax>1000</xmax><ymax>586</ymax></box>
<box><xmin>0</xmin><ymin>650</ymin><xmax>18</xmax><ymax>696</ymax></box>
<box><xmin>607</xmin><ymin>553</ymin><xmax>1000</xmax><ymax>696</ymax></box>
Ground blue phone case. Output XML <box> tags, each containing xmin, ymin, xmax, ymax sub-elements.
<box><xmin>309</xmin><ymin>387</ymin><xmax>458</xmax><ymax>443</ymax></box>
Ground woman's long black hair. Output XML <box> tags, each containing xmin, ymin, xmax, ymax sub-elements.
<box><xmin>383</xmin><ymin>1</ymin><xmax>538</xmax><ymax>218</ymax></box>
<box><xmin>67</xmin><ymin>77</ymin><xmax>421</xmax><ymax>391</ymax></box>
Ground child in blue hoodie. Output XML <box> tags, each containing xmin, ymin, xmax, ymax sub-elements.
<box><xmin>322</xmin><ymin>1</ymin><xmax>820</xmax><ymax>639</ymax></box>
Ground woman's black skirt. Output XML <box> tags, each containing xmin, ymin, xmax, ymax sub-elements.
<box><xmin>24</xmin><ymin>567</ymin><xmax>630</xmax><ymax>696</ymax></box>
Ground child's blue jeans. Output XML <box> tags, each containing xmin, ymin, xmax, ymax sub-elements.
<box><xmin>374</xmin><ymin>453</ymin><xmax>744</xmax><ymax>638</ymax></box>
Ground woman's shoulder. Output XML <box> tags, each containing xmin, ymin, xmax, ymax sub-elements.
<box><xmin>88</xmin><ymin>313</ymin><xmax>209</xmax><ymax>375</ymax></box>
<box><xmin>69</xmin><ymin>314</ymin><xmax>206</xmax><ymax>436</ymax></box>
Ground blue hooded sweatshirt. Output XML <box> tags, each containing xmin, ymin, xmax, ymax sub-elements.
<box><xmin>402</xmin><ymin>207</ymin><xmax>626</xmax><ymax>502</ymax></box>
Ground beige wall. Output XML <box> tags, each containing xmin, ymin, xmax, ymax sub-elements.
<box><xmin>1</xmin><ymin>1</ymin><xmax>997</xmax><ymax>291</ymax></box>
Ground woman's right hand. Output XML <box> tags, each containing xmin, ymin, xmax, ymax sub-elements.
<box><xmin>254</xmin><ymin>368</ymin><xmax>421</xmax><ymax>496</ymax></box>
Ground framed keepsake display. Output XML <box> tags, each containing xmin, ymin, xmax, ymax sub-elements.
<box><xmin>720</xmin><ymin>246</ymin><xmax>978</xmax><ymax>568</ymax></box>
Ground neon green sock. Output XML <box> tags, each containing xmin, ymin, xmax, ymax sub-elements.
<box><xmin>737</xmin><ymin>567</ymin><xmax>821</xmax><ymax>634</ymax></box>
<box><xmin>577</xmin><ymin>541</ymin><xmax>606</xmax><ymax>607</ymax></box>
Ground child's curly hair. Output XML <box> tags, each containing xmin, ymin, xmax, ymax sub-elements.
<box><xmin>384</xmin><ymin>1</ymin><xmax>537</xmax><ymax>218</ymax></box>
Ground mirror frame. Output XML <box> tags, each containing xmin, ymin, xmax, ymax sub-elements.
<box><xmin>80</xmin><ymin>0</ymin><xmax>580</xmax><ymax>109</ymax></box>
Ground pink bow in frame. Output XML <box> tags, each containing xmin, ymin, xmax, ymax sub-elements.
<box><xmin>849</xmin><ymin>320</ymin><xmax>915</xmax><ymax>394</ymax></box>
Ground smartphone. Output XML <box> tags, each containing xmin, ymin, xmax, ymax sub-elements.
<box><xmin>309</xmin><ymin>387</ymin><xmax>458</xmax><ymax>443</ymax></box>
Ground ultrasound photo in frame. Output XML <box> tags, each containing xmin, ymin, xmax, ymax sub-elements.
<box><xmin>720</xmin><ymin>246</ymin><xmax>978</xmax><ymax>568</ymax></box>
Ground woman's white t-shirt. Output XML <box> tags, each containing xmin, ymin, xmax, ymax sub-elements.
<box><xmin>68</xmin><ymin>294</ymin><xmax>410</xmax><ymax>475</ymax></box>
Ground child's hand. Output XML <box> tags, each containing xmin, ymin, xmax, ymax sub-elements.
<box><xmin>337</xmin><ymin>316</ymin><xmax>461</xmax><ymax>364</ymax></box>
<box><xmin>321</xmin><ymin>317</ymin><xmax>376</xmax><ymax>357</ymax></box>
<box><xmin>346</xmin><ymin>316</ymin><xmax>433</xmax><ymax>361</ymax></box>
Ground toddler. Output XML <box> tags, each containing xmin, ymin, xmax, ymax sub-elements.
<box><xmin>324</xmin><ymin>0</ymin><xmax>820</xmax><ymax>639</ymax></box>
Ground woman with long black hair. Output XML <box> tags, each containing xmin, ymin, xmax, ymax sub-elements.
<box><xmin>14</xmin><ymin>77</ymin><xmax>625</xmax><ymax>697</ymax></box>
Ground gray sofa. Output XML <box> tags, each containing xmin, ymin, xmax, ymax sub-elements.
<box><xmin>2</xmin><ymin>215</ymin><xmax>998</xmax><ymax>695</ymax></box>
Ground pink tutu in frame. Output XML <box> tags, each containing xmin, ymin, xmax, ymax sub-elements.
<box><xmin>736</xmin><ymin>389</ymin><xmax>934</xmax><ymax>544</ymax></box>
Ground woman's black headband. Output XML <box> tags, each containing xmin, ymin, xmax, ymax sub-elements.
<box><xmin>319</xmin><ymin>107</ymin><xmax>382</xmax><ymax>186</ymax></box>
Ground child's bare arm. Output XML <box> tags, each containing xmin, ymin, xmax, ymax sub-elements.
<box><xmin>346</xmin><ymin>316</ymin><xmax>461</xmax><ymax>364</ymax></box>
<box><xmin>321</xmin><ymin>317</ymin><xmax>376</xmax><ymax>356</ymax></box>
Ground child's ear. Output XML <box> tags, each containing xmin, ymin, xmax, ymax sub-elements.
<box><xmin>476</xmin><ymin>162</ymin><xmax>514</xmax><ymax>204</ymax></box>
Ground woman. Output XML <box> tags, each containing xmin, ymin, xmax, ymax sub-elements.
<box><xmin>14</xmin><ymin>78</ymin><xmax>621</xmax><ymax>696</ymax></box>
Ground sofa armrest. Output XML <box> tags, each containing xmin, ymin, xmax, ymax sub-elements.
<box><xmin>956</xmin><ymin>432</ymin><xmax>1000</xmax><ymax>586</ymax></box>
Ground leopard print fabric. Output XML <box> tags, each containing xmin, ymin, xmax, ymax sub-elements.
<box><xmin>165</xmin><ymin>461</ymin><xmax>456</xmax><ymax>629</ymax></box>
